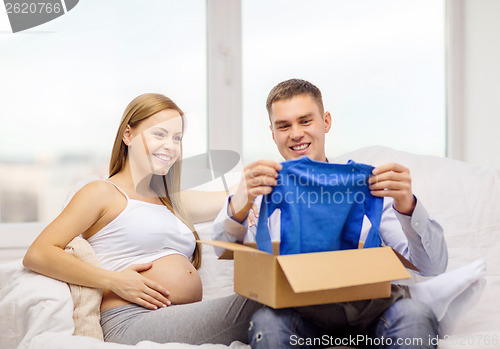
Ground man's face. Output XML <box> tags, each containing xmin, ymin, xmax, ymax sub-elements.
<box><xmin>269</xmin><ymin>94</ymin><xmax>331</xmax><ymax>162</ymax></box>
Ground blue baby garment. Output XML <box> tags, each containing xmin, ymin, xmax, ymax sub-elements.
<box><xmin>256</xmin><ymin>157</ymin><xmax>384</xmax><ymax>255</ymax></box>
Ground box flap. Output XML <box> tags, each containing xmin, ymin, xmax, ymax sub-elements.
<box><xmin>276</xmin><ymin>246</ymin><xmax>410</xmax><ymax>293</ymax></box>
<box><xmin>197</xmin><ymin>240</ymin><xmax>269</xmax><ymax>255</ymax></box>
<box><xmin>391</xmin><ymin>248</ymin><xmax>420</xmax><ymax>272</ymax></box>
<box><xmin>199</xmin><ymin>240</ymin><xmax>279</xmax><ymax>260</ymax></box>
<box><xmin>360</xmin><ymin>242</ymin><xmax>419</xmax><ymax>272</ymax></box>
<box><xmin>243</xmin><ymin>242</ymin><xmax>280</xmax><ymax>255</ymax></box>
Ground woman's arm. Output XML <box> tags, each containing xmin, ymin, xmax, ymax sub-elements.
<box><xmin>181</xmin><ymin>190</ymin><xmax>231</xmax><ymax>223</ymax></box>
<box><xmin>23</xmin><ymin>181</ymin><xmax>170</xmax><ymax>309</ymax></box>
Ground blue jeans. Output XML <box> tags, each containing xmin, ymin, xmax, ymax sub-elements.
<box><xmin>248</xmin><ymin>298</ymin><xmax>438</xmax><ymax>349</ymax></box>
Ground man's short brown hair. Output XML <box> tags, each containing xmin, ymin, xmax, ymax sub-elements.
<box><xmin>266</xmin><ymin>79</ymin><xmax>324</xmax><ymax>120</ymax></box>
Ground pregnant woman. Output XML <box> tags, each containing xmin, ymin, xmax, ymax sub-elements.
<box><xmin>23</xmin><ymin>93</ymin><xmax>261</xmax><ymax>345</ymax></box>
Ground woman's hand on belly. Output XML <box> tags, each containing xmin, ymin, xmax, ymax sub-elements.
<box><xmin>109</xmin><ymin>262</ymin><xmax>171</xmax><ymax>310</ymax></box>
<box><xmin>139</xmin><ymin>254</ymin><xmax>203</xmax><ymax>305</ymax></box>
<box><xmin>101</xmin><ymin>254</ymin><xmax>202</xmax><ymax>311</ymax></box>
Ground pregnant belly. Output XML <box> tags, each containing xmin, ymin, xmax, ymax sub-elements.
<box><xmin>101</xmin><ymin>254</ymin><xmax>203</xmax><ymax>311</ymax></box>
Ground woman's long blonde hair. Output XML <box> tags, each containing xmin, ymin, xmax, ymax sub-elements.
<box><xmin>109</xmin><ymin>93</ymin><xmax>201</xmax><ymax>269</ymax></box>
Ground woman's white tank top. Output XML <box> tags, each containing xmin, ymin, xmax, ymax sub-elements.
<box><xmin>87</xmin><ymin>182</ymin><xmax>195</xmax><ymax>272</ymax></box>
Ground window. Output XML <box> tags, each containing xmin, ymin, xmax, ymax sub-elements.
<box><xmin>0</xmin><ymin>0</ymin><xmax>206</xmax><ymax>223</ymax></box>
<box><xmin>242</xmin><ymin>0</ymin><xmax>445</xmax><ymax>162</ymax></box>
<box><xmin>0</xmin><ymin>0</ymin><xmax>447</xmax><ymax>224</ymax></box>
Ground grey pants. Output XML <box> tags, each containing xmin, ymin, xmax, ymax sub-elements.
<box><xmin>100</xmin><ymin>294</ymin><xmax>263</xmax><ymax>345</ymax></box>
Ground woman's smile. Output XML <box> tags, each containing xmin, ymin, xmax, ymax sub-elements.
<box><xmin>152</xmin><ymin>153</ymin><xmax>173</xmax><ymax>164</ymax></box>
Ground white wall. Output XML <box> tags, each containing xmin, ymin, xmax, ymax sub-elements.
<box><xmin>463</xmin><ymin>0</ymin><xmax>500</xmax><ymax>169</ymax></box>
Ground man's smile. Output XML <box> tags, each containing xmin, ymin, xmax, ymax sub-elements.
<box><xmin>290</xmin><ymin>143</ymin><xmax>310</xmax><ymax>153</ymax></box>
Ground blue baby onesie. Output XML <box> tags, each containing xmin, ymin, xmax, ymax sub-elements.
<box><xmin>256</xmin><ymin>157</ymin><xmax>384</xmax><ymax>255</ymax></box>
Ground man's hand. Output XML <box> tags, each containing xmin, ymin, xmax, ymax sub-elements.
<box><xmin>368</xmin><ymin>163</ymin><xmax>416</xmax><ymax>215</ymax></box>
<box><xmin>230</xmin><ymin>160</ymin><xmax>282</xmax><ymax>223</ymax></box>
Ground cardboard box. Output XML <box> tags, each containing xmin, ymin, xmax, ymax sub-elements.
<box><xmin>199</xmin><ymin>240</ymin><xmax>414</xmax><ymax>309</ymax></box>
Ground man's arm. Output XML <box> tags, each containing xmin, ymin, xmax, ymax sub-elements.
<box><xmin>211</xmin><ymin>160</ymin><xmax>282</xmax><ymax>256</ymax></box>
<box><xmin>228</xmin><ymin>159</ymin><xmax>282</xmax><ymax>222</ymax></box>
<box><xmin>368</xmin><ymin>163</ymin><xmax>448</xmax><ymax>276</ymax></box>
<box><xmin>373</xmin><ymin>197</ymin><xmax>448</xmax><ymax>276</ymax></box>
<box><xmin>394</xmin><ymin>197</ymin><xmax>448</xmax><ymax>275</ymax></box>
<box><xmin>212</xmin><ymin>196</ymin><xmax>249</xmax><ymax>242</ymax></box>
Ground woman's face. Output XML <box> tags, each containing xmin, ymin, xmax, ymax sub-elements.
<box><xmin>125</xmin><ymin>109</ymin><xmax>183</xmax><ymax>177</ymax></box>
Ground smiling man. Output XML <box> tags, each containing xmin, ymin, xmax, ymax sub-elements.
<box><xmin>270</xmin><ymin>93</ymin><xmax>330</xmax><ymax>161</ymax></box>
<box><xmin>212</xmin><ymin>79</ymin><xmax>449</xmax><ymax>348</ymax></box>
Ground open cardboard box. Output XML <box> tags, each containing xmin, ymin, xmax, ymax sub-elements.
<box><xmin>199</xmin><ymin>240</ymin><xmax>417</xmax><ymax>309</ymax></box>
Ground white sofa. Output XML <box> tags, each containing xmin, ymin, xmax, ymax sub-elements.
<box><xmin>1</xmin><ymin>146</ymin><xmax>499</xmax><ymax>349</ymax></box>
